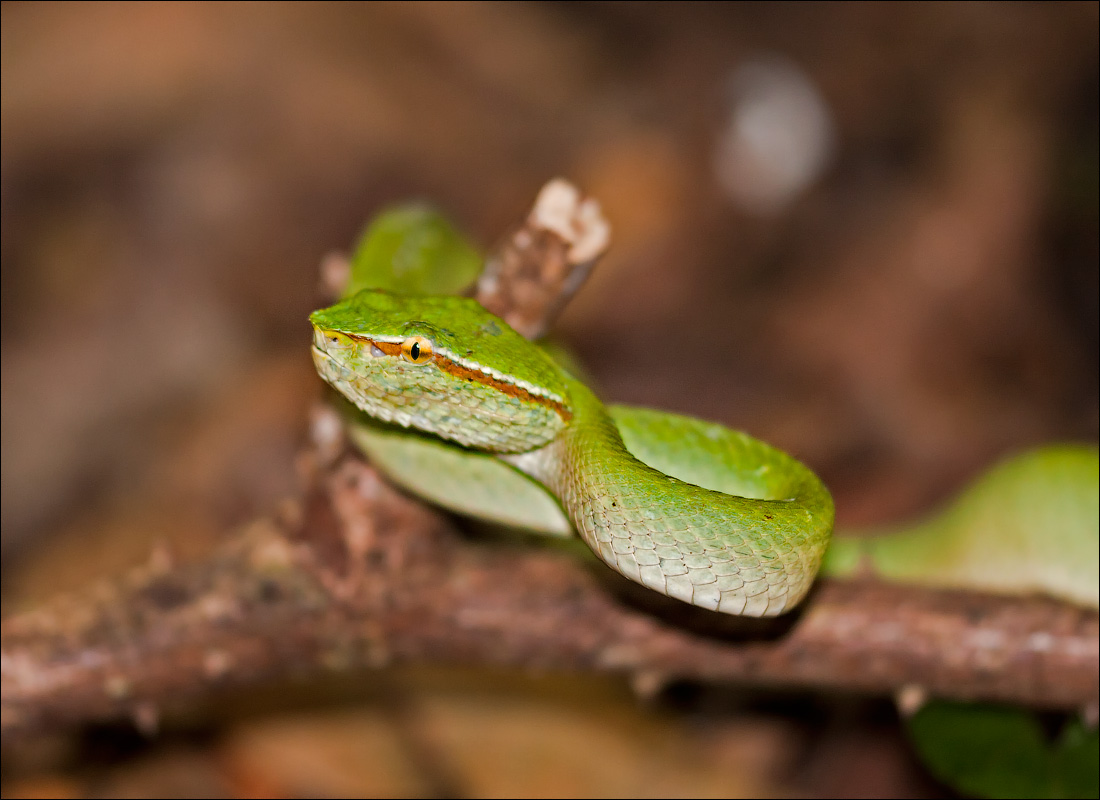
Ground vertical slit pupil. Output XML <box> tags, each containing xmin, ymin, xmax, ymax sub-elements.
<box><xmin>411</xmin><ymin>342</ymin><xmax>420</xmax><ymax>360</ymax></box>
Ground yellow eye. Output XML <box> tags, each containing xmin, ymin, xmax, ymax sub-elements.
<box><xmin>400</xmin><ymin>336</ymin><xmax>434</xmax><ymax>364</ymax></box>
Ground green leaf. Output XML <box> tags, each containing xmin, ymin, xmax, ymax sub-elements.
<box><xmin>907</xmin><ymin>701</ymin><xmax>1099</xmax><ymax>799</ymax></box>
<box><xmin>344</xmin><ymin>205</ymin><xmax>482</xmax><ymax>299</ymax></box>
<box><xmin>1053</xmin><ymin>719</ymin><xmax>1100</xmax><ymax>799</ymax></box>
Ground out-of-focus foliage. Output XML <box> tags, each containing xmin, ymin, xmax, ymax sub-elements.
<box><xmin>907</xmin><ymin>701</ymin><xmax>1099</xmax><ymax>799</ymax></box>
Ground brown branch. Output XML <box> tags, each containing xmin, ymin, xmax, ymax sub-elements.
<box><xmin>3</xmin><ymin>179</ymin><xmax>1096</xmax><ymax>741</ymax></box>
<box><xmin>3</xmin><ymin>444</ymin><xmax>1096</xmax><ymax>739</ymax></box>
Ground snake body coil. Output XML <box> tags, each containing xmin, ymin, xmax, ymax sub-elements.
<box><xmin>311</xmin><ymin>290</ymin><xmax>833</xmax><ymax>617</ymax></box>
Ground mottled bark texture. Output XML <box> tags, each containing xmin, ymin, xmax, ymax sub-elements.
<box><xmin>3</xmin><ymin>444</ymin><xmax>1096</xmax><ymax>738</ymax></box>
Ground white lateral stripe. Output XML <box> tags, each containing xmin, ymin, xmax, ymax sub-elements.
<box><xmin>438</xmin><ymin>346</ymin><xmax>564</xmax><ymax>403</ymax></box>
<box><xmin>353</xmin><ymin>334</ymin><xmax>563</xmax><ymax>403</ymax></box>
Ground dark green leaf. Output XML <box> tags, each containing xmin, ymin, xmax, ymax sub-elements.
<box><xmin>1053</xmin><ymin>719</ymin><xmax>1099</xmax><ymax>799</ymax></box>
<box><xmin>907</xmin><ymin>701</ymin><xmax>1098</xmax><ymax>799</ymax></box>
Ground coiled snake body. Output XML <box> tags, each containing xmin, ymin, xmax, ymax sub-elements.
<box><xmin>311</xmin><ymin>291</ymin><xmax>833</xmax><ymax>617</ymax></box>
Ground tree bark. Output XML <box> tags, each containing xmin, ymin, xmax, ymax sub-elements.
<box><xmin>3</xmin><ymin>446</ymin><xmax>1096</xmax><ymax>739</ymax></box>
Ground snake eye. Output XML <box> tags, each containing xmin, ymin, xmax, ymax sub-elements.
<box><xmin>401</xmin><ymin>336</ymin><xmax>434</xmax><ymax>364</ymax></box>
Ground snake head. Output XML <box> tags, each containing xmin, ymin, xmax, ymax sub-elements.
<box><xmin>310</xmin><ymin>290</ymin><xmax>571</xmax><ymax>453</ymax></box>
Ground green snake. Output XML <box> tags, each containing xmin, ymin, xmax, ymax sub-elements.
<box><xmin>310</xmin><ymin>207</ymin><xmax>1098</xmax><ymax>616</ymax></box>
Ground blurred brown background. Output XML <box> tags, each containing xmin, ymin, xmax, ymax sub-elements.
<box><xmin>2</xmin><ymin>2</ymin><xmax>1097</xmax><ymax>797</ymax></box>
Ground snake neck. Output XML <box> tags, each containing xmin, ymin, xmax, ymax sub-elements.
<box><xmin>503</xmin><ymin>377</ymin><xmax>831</xmax><ymax>617</ymax></box>
<box><xmin>501</xmin><ymin>376</ymin><xmax>617</xmax><ymax>487</ymax></box>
